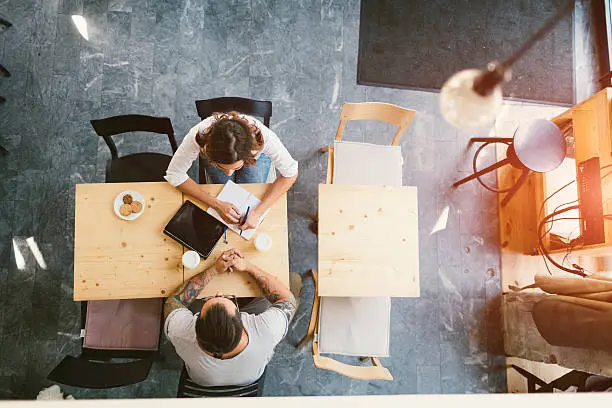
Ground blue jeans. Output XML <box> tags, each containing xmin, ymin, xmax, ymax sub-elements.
<box><xmin>204</xmin><ymin>154</ymin><xmax>272</xmax><ymax>184</ymax></box>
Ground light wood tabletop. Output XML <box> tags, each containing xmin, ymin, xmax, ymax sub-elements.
<box><xmin>318</xmin><ymin>183</ymin><xmax>420</xmax><ymax>297</ymax></box>
<box><xmin>74</xmin><ymin>182</ymin><xmax>290</xmax><ymax>300</ymax></box>
<box><xmin>74</xmin><ymin>182</ymin><xmax>184</xmax><ymax>301</ymax></box>
<box><xmin>184</xmin><ymin>184</ymin><xmax>290</xmax><ymax>298</ymax></box>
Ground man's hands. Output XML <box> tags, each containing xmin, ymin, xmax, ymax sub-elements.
<box><xmin>214</xmin><ymin>200</ymin><xmax>241</xmax><ymax>224</ymax></box>
<box><xmin>213</xmin><ymin>248</ymin><xmax>250</xmax><ymax>274</ymax></box>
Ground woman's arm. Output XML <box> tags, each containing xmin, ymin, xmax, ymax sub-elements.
<box><xmin>238</xmin><ymin>118</ymin><xmax>299</xmax><ymax>230</ymax></box>
<box><xmin>239</xmin><ymin>173</ymin><xmax>297</xmax><ymax>230</ymax></box>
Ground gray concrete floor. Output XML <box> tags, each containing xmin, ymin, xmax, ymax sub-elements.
<box><xmin>0</xmin><ymin>0</ymin><xmax>594</xmax><ymax>399</ymax></box>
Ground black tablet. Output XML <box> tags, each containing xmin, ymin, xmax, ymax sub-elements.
<box><xmin>163</xmin><ymin>200</ymin><xmax>226</xmax><ymax>259</ymax></box>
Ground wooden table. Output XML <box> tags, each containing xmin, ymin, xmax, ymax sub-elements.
<box><xmin>73</xmin><ymin>182</ymin><xmax>289</xmax><ymax>300</ymax></box>
<box><xmin>317</xmin><ymin>184</ymin><xmax>420</xmax><ymax>297</ymax></box>
<box><xmin>74</xmin><ymin>182</ymin><xmax>184</xmax><ymax>300</ymax></box>
<box><xmin>184</xmin><ymin>184</ymin><xmax>290</xmax><ymax>298</ymax></box>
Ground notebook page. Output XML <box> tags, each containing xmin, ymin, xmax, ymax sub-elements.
<box><xmin>206</xmin><ymin>180</ymin><xmax>265</xmax><ymax>240</ymax></box>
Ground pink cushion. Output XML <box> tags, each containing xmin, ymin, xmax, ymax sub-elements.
<box><xmin>83</xmin><ymin>298</ymin><xmax>162</xmax><ymax>350</ymax></box>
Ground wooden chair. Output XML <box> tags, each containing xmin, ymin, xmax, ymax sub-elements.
<box><xmin>300</xmin><ymin>102</ymin><xmax>417</xmax><ymax>381</ymax></box>
<box><xmin>90</xmin><ymin>115</ymin><xmax>178</xmax><ymax>183</ymax></box>
<box><xmin>320</xmin><ymin>102</ymin><xmax>416</xmax><ymax>183</ymax></box>
<box><xmin>297</xmin><ymin>270</ymin><xmax>393</xmax><ymax>381</ymax></box>
<box><xmin>194</xmin><ymin>97</ymin><xmax>276</xmax><ymax>184</ymax></box>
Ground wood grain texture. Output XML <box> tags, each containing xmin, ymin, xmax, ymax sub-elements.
<box><xmin>183</xmin><ymin>183</ymin><xmax>290</xmax><ymax>298</ymax></box>
<box><xmin>318</xmin><ymin>184</ymin><xmax>419</xmax><ymax>297</ymax></box>
<box><xmin>74</xmin><ymin>182</ymin><xmax>184</xmax><ymax>300</ymax></box>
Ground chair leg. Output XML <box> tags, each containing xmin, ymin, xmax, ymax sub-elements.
<box><xmin>501</xmin><ymin>168</ymin><xmax>529</xmax><ymax>207</ymax></box>
<box><xmin>469</xmin><ymin>137</ymin><xmax>513</xmax><ymax>144</ymax></box>
<box><xmin>453</xmin><ymin>157</ymin><xmax>510</xmax><ymax>188</ymax></box>
<box><xmin>0</xmin><ymin>64</ymin><xmax>10</xmax><ymax>77</ymax></box>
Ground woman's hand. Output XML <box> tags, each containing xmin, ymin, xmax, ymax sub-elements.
<box><xmin>214</xmin><ymin>201</ymin><xmax>241</xmax><ymax>224</ymax></box>
<box><xmin>239</xmin><ymin>209</ymin><xmax>263</xmax><ymax>230</ymax></box>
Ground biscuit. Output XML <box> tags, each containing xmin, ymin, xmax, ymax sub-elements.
<box><xmin>130</xmin><ymin>201</ymin><xmax>143</xmax><ymax>213</ymax></box>
<box><xmin>119</xmin><ymin>204</ymin><xmax>132</xmax><ymax>216</ymax></box>
<box><xmin>122</xmin><ymin>194</ymin><xmax>133</xmax><ymax>204</ymax></box>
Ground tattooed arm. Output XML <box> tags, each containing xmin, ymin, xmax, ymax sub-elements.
<box><xmin>228</xmin><ymin>249</ymin><xmax>297</xmax><ymax>321</ymax></box>
<box><xmin>163</xmin><ymin>249</ymin><xmax>234</xmax><ymax>320</ymax></box>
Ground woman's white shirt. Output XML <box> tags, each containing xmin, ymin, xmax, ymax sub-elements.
<box><xmin>164</xmin><ymin>115</ymin><xmax>298</xmax><ymax>187</ymax></box>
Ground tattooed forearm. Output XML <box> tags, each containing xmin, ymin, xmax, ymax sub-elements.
<box><xmin>163</xmin><ymin>267</ymin><xmax>217</xmax><ymax>320</ymax></box>
<box><xmin>271</xmin><ymin>300</ymin><xmax>297</xmax><ymax>321</ymax></box>
<box><xmin>246</xmin><ymin>265</ymin><xmax>296</xmax><ymax>308</ymax></box>
<box><xmin>177</xmin><ymin>269</ymin><xmax>216</xmax><ymax>305</ymax></box>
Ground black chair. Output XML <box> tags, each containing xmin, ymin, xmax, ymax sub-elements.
<box><xmin>510</xmin><ymin>365</ymin><xmax>602</xmax><ymax>392</ymax></box>
<box><xmin>48</xmin><ymin>298</ymin><xmax>163</xmax><ymax>389</ymax></box>
<box><xmin>0</xmin><ymin>18</ymin><xmax>11</xmax><ymax>154</ymax></box>
<box><xmin>176</xmin><ymin>364</ymin><xmax>265</xmax><ymax>397</ymax></box>
<box><xmin>453</xmin><ymin>119</ymin><xmax>566</xmax><ymax>207</ymax></box>
<box><xmin>194</xmin><ymin>97</ymin><xmax>273</xmax><ymax>184</ymax></box>
<box><xmin>90</xmin><ymin>115</ymin><xmax>178</xmax><ymax>183</ymax></box>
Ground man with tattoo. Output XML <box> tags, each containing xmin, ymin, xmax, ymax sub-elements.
<box><xmin>164</xmin><ymin>248</ymin><xmax>300</xmax><ymax>386</ymax></box>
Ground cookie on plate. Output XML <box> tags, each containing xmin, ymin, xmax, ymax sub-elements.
<box><xmin>119</xmin><ymin>203</ymin><xmax>132</xmax><ymax>216</ymax></box>
<box><xmin>130</xmin><ymin>201</ymin><xmax>143</xmax><ymax>213</ymax></box>
<box><xmin>122</xmin><ymin>194</ymin><xmax>133</xmax><ymax>204</ymax></box>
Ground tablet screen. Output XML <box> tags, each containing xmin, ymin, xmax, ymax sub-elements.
<box><xmin>163</xmin><ymin>200</ymin><xmax>226</xmax><ymax>258</ymax></box>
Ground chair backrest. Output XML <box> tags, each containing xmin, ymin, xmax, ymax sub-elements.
<box><xmin>90</xmin><ymin>115</ymin><xmax>178</xmax><ymax>160</ymax></box>
<box><xmin>335</xmin><ymin>102</ymin><xmax>416</xmax><ymax>146</ymax></box>
<box><xmin>195</xmin><ymin>97</ymin><xmax>272</xmax><ymax>127</ymax></box>
<box><xmin>176</xmin><ymin>365</ymin><xmax>264</xmax><ymax>397</ymax></box>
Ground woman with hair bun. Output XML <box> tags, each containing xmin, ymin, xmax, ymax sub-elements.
<box><xmin>165</xmin><ymin>111</ymin><xmax>298</xmax><ymax>230</ymax></box>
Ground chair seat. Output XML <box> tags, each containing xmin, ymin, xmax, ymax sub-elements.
<box><xmin>177</xmin><ymin>365</ymin><xmax>264</xmax><ymax>397</ymax></box>
<box><xmin>318</xmin><ymin>296</ymin><xmax>391</xmax><ymax>357</ymax></box>
<box><xmin>83</xmin><ymin>298</ymin><xmax>162</xmax><ymax>351</ymax></box>
<box><xmin>47</xmin><ymin>355</ymin><xmax>153</xmax><ymax>389</ymax></box>
<box><xmin>106</xmin><ymin>152</ymin><xmax>172</xmax><ymax>183</ymax></box>
<box><xmin>333</xmin><ymin>140</ymin><xmax>403</xmax><ymax>186</ymax></box>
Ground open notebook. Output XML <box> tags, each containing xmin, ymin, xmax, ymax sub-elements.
<box><xmin>206</xmin><ymin>180</ymin><xmax>267</xmax><ymax>240</ymax></box>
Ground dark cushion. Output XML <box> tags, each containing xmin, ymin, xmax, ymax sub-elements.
<box><xmin>532</xmin><ymin>298</ymin><xmax>612</xmax><ymax>353</ymax></box>
<box><xmin>83</xmin><ymin>298</ymin><xmax>162</xmax><ymax>350</ymax></box>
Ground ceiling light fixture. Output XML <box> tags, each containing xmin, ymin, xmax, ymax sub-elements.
<box><xmin>439</xmin><ymin>0</ymin><xmax>575</xmax><ymax>129</ymax></box>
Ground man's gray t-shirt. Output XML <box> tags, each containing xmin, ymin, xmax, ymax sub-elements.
<box><xmin>164</xmin><ymin>307</ymin><xmax>288</xmax><ymax>386</ymax></box>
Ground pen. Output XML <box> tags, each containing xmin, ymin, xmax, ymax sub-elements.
<box><xmin>223</xmin><ymin>227</ymin><xmax>228</xmax><ymax>244</ymax></box>
<box><xmin>240</xmin><ymin>206</ymin><xmax>250</xmax><ymax>236</ymax></box>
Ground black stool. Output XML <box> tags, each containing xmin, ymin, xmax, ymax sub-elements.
<box><xmin>453</xmin><ymin>119</ymin><xmax>566</xmax><ymax>207</ymax></box>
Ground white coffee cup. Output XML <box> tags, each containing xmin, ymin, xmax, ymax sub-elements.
<box><xmin>254</xmin><ymin>233</ymin><xmax>273</xmax><ymax>252</ymax></box>
<box><xmin>182</xmin><ymin>250</ymin><xmax>200</xmax><ymax>269</ymax></box>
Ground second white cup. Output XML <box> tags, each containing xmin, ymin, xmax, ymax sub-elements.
<box><xmin>254</xmin><ymin>233</ymin><xmax>273</xmax><ymax>252</ymax></box>
<box><xmin>182</xmin><ymin>250</ymin><xmax>200</xmax><ymax>269</ymax></box>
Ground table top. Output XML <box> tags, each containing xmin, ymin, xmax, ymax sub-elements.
<box><xmin>74</xmin><ymin>182</ymin><xmax>184</xmax><ymax>301</ymax></box>
<box><xmin>318</xmin><ymin>184</ymin><xmax>420</xmax><ymax>297</ymax></box>
<box><xmin>73</xmin><ymin>182</ymin><xmax>289</xmax><ymax>301</ymax></box>
<box><xmin>184</xmin><ymin>184</ymin><xmax>290</xmax><ymax>298</ymax></box>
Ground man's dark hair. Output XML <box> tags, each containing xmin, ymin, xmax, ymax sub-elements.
<box><xmin>196</xmin><ymin>303</ymin><xmax>243</xmax><ymax>359</ymax></box>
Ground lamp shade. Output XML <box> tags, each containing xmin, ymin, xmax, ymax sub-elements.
<box><xmin>439</xmin><ymin>69</ymin><xmax>503</xmax><ymax>129</ymax></box>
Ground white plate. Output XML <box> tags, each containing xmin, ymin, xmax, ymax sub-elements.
<box><xmin>113</xmin><ymin>190</ymin><xmax>146</xmax><ymax>221</ymax></box>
